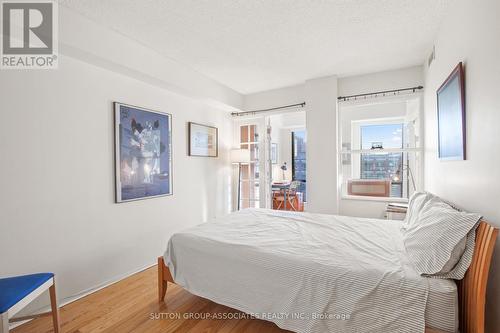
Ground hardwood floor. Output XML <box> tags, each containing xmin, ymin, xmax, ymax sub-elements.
<box><xmin>13</xmin><ymin>266</ymin><xmax>289</xmax><ymax>333</ymax></box>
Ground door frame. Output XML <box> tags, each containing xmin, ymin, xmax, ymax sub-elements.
<box><xmin>233</xmin><ymin>117</ymin><xmax>267</xmax><ymax>209</ymax></box>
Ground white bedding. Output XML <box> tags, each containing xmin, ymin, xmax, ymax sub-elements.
<box><xmin>164</xmin><ymin>208</ymin><xmax>458</xmax><ymax>333</ymax></box>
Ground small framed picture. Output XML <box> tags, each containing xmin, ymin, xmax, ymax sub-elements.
<box><xmin>188</xmin><ymin>122</ymin><xmax>218</xmax><ymax>157</ymax></box>
<box><xmin>437</xmin><ymin>62</ymin><xmax>466</xmax><ymax>160</ymax></box>
<box><xmin>114</xmin><ymin>102</ymin><xmax>173</xmax><ymax>203</ymax></box>
<box><xmin>271</xmin><ymin>143</ymin><xmax>278</xmax><ymax>164</ymax></box>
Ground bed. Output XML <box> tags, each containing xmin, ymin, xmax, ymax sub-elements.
<box><xmin>158</xmin><ymin>208</ymin><xmax>497</xmax><ymax>333</ymax></box>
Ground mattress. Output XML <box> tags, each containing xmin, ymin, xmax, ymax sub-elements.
<box><xmin>426</xmin><ymin>278</ymin><xmax>458</xmax><ymax>332</ymax></box>
<box><xmin>164</xmin><ymin>208</ymin><xmax>458</xmax><ymax>333</ymax></box>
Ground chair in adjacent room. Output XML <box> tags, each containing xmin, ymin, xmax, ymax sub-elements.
<box><xmin>274</xmin><ymin>180</ymin><xmax>302</xmax><ymax>211</ymax></box>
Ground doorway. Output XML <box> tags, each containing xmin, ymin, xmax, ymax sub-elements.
<box><xmin>267</xmin><ymin>111</ymin><xmax>306</xmax><ymax>211</ymax></box>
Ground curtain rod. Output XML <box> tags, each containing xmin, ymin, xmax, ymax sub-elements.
<box><xmin>231</xmin><ymin>102</ymin><xmax>306</xmax><ymax>117</ymax></box>
<box><xmin>337</xmin><ymin>86</ymin><xmax>423</xmax><ymax>102</ymax></box>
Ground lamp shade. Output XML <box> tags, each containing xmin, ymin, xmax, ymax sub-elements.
<box><xmin>230</xmin><ymin>148</ymin><xmax>251</xmax><ymax>163</ymax></box>
<box><xmin>392</xmin><ymin>169</ymin><xmax>401</xmax><ymax>182</ymax></box>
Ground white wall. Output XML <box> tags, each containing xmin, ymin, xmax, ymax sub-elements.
<box><xmin>423</xmin><ymin>0</ymin><xmax>500</xmax><ymax>331</ymax></box>
<box><xmin>338</xmin><ymin>66</ymin><xmax>423</xmax><ymax>98</ymax></box>
<box><xmin>0</xmin><ymin>10</ymin><xmax>233</xmax><ymax>317</ymax></box>
<box><xmin>340</xmin><ymin>200</ymin><xmax>390</xmax><ymax>219</ymax></box>
<box><xmin>245</xmin><ymin>65</ymin><xmax>423</xmax><ymax>112</ymax></box>
<box><xmin>305</xmin><ymin>76</ymin><xmax>339</xmax><ymax>214</ymax></box>
<box><xmin>277</xmin><ymin>128</ymin><xmax>293</xmax><ymax>181</ymax></box>
<box><xmin>269</xmin><ymin>115</ymin><xmax>284</xmax><ymax>182</ymax></box>
<box><xmin>58</xmin><ymin>5</ymin><xmax>242</xmax><ymax>112</ymax></box>
<box><xmin>244</xmin><ymin>84</ymin><xmax>304</xmax><ymax>111</ymax></box>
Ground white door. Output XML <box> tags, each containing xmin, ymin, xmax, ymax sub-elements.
<box><xmin>233</xmin><ymin>118</ymin><xmax>266</xmax><ymax>209</ymax></box>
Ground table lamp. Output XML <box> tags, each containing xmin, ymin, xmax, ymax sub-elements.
<box><xmin>392</xmin><ymin>164</ymin><xmax>416</xmax><ymax>191</ymax></box>
<box><xmin>280</xmin><ymin>162</ymin><xmax>287</xmax><ymax>181</ymax></box>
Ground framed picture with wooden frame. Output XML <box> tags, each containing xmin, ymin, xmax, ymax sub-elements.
<box><xmin>188</xmin><ymin>122</ymin><xmax>218</xmax><ymax>157</ymax></box>
<box><xmin>436</xmin><ymin>62</ymin><xmax>466</xmax><ymax>160</ymax></box>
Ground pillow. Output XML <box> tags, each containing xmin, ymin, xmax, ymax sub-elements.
<box><xmin>425</xmin><ymin>226</ymin><xmax>478</xmax><ymax>280</ymax></box>
<box><xmin>403</xmin><ymin>192</ymin><xmax>478</xmax><ymax>278</ymax></box>
<box><xmin>419</xmin><ymin>194</ymin><xmax>480</xmax><ymax>279</ymax></box>
<box><xmin>405</xmin><ymin>191</ymin><xmax>468</xmax><ymax>276</ymax></box>
<box><xmin>402</xmin><ymin>195</ymin><xmax>481</xmax><ymax>276</ymax></box>
<box><xmin>402</xmin><ymin>191</ymin><xmax>433</xmax><ymax>230</ymax></box>
<box><xmin>437</xmin><ymin>236</ymin><xmax>467</xmax><ymax>273</ymax></box>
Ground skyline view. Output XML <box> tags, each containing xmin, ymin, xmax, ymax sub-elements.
<box><xmin>360</xmin><ymin>124</ymin><xmax>403</xmax><ymax>197</ymax></box>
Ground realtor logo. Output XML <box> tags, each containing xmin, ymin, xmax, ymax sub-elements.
<box><xmin>1</xmin><ymin>0</ymin><xmax>58</xmax><ymax>69</ymax></box>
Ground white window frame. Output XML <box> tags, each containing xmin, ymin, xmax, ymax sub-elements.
<box><xmin>338</xmin><ymin>95</ymin><xmax>423</xmax><ymax>203</ymax></box>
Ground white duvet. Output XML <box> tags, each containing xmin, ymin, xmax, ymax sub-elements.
<box><xmin>165</xmin><ymin>209</ymin><xmax>442</xmax><ymax>333</ymax></box>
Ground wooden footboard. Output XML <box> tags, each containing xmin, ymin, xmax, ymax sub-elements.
<box><xmin>157</xmin><ymin>220</ymin><xmax>498</xmax><ymax>333</ymax></box>
<box><xmin>157</xmin><ymin>257</ymin><xmax>174</xmax><ymax>302</ymax></box>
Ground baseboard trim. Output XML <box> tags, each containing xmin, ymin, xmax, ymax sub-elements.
<box><xmin>10</xmin><ymin>261</ymin><xmax>156</xmax><ymax>330</ymax></box>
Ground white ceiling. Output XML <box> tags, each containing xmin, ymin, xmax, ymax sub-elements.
<box><xmin>59</xmin><ymin>0</ymin><xmax>452</xmax><ymax>94</ymax></box>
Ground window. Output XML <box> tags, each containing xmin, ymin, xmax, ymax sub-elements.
<box><xmin>339</xmin><ymin>99</ymin><xmax>422</xmax><ymax>200</ymax></box>
<box><xmin>239</xmin><ymin>124</ymin><xmax>260</xmax><ymax>208</ymax></box>
<box><xmin>291</xmin><ymin>130</ymin><xmax>307</xmax><ymax>201</ymax></box>
<box><xmin>360</xmin><ymin>124</ymin><xmax>403</xmax><ymax>197</ymax></box>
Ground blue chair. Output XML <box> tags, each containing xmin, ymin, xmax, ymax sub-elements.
<box><xmin>0</xmin><ymin>273</ymin><xmax>60</xmax><ymax>333</ymax></box>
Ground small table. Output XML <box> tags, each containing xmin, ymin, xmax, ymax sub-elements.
<box><xmin>385</xmin><ymin>202</ymin><xmax>408</xmax><ymax>220</ymax></box>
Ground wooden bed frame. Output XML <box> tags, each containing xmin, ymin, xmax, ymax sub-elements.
<box><xmin>157</xmin><ymin>221</ymin><xmax>498</xmax><ymax>333</ymax></box>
